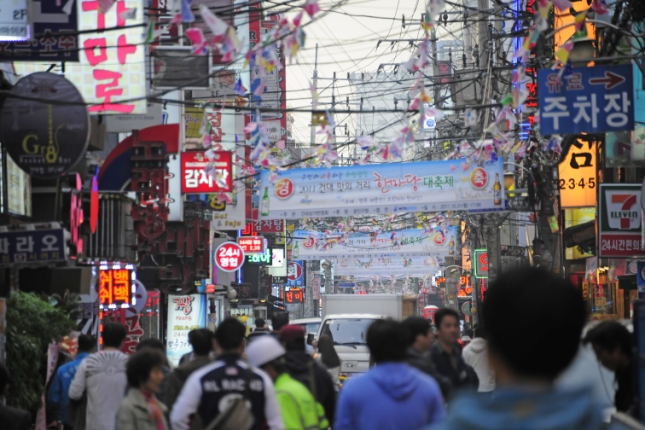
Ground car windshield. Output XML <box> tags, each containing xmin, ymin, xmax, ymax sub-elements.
<box><xmin>320</xmin><ymin>318</ymin><xmax>378</xmax><ymax>345</ymax></box>
<box><xmin>305</xmin><ymin>322</ymin><xmax>320</xmax><ymax>334</ymax></box>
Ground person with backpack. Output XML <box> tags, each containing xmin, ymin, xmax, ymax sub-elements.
<box><xmin>47</xmin><ymin>335</ymin><xmax>95</xmax><ymax>430</ymax></box>
<box><xmin>280</xmin><ymin>325</ymin><xmax>337</xmax><ymax>425</ymax></box>
<box><xmin>246</xmin><ymin>335</ymin><xmax>329</xmax><ymax>430</ymax></box>
<box><xmin>170</xmin><ymin>318</ymin><xmax>284</xmax><ymax>430</ymax></box>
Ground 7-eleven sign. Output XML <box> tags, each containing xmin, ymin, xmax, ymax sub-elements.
<box><xmin>607</xmin><ymin>193</ymin><xmax>640</xmax><ymax>230</ymax></box>
<box><xmin>599</xmin><ymin>184</ymin><xmax>645</xmax><ymax>257</ymax></box>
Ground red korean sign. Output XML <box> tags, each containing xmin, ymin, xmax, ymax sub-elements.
<box><xmin>215</xmin><ymin>242</ymin><xmax>245</xmax><ymax>272</ymax></box>
<box><xmin>99</xmin><ymin>266</ymin><xmax>134</xmax><ymax>309</ymax></box>
<box><xmin>181</xmin><ymin>151</ymin><xmax>233</xmax><ymax>194</ymax></box>
<box><xmin>285</xmin><ymin>287</ymin><xmax>304</xmax><ymax>303</ymax></box>
<box><xmin>253</xmin><ymin>219</ymin><xmax>285</xmax><ymax>233</ymax></box>
<box><xmin>237</xmin><ymin>236</ymin><xmax>265</xmax><ymax>254</ymax></box>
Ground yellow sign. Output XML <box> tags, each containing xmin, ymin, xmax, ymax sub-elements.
<box><xmin>558</xmin><ymin>139</ymin><xmax>597</xmax><ymax>208</ymax></box>
<box><xmin>564</xmin><ymin>208</ymin><xmax>596</xmax><ymax>260</ymax></box>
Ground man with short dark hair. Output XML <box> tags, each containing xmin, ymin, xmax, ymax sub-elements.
<box><xmin>426</xmin><ymin>267</ymin><xmax>610</xmax><ymax>430</ymax></box>
<box><xmin>171</xmin><ymin>318</ymin><xmax>284</xmax><ymax>430</ymax></box>
<box><xmin>166</xmin><ymin>328</ymin><xmax>214</xmax><ymax>428</ymax></box>
<box><xmin>584</xmin><ymin>321</ymin><xmax>635</xmax><ymax>415</ymax></box>
<box><xmin>272</xmin><ymin>312</ymin><xmax>289</xmax><ymax>334</ymax></box>
<box><xmin>0</xmin><ymin>362</ymin><xmax>31</xmax><ymax>430</ymax></box>
<box><xmin>281</xmin><ymin>324</ymin><xmax>336</xmax><ymax>425</ymax></box>
<box><xmin>248</xmin><ymin>317</ymin><xmax>271</xmax><ymax>342</ymax></box>
<box><xmin>69</xmin><ymin>322</ymin><xmax>128</xmax><ymax>430</ymax></box>
<box><xmin>430</xmin><ymin>308</ymin><xmax>478</xmax><ymax>392</ymax></box>
<box><xmin>48</xmin><ymin>334</ymin><xmax>96</xmax><ymax>429</ymax></box>
<box><xmin>335</xmin><ymin>319</ymin><xmax>445</xmax><ymax>430</ymax></box>
<box><xmin>402</xmin><ymin>317</ymin><xmax>451</xmax><ymax>400</ymax></box>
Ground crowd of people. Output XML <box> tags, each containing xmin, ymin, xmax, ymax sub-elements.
<box><xmin>0</xmin><ymin>267</ymin><xmax>639</xmax><ymax>430</ymax></box>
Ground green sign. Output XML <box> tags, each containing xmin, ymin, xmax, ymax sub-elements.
<box><xmin>246</xmin><ymin>248</ymin><xmax>273</xmax><ymax>265</ymax></box>
<box><xmin>473</xmin><ymin>249</ymin><xmax>488</xmax><ymax>279</ymax></box>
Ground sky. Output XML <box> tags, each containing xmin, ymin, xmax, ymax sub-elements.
<box><xmin>285</xmin><ymin>0</ymin><xmax>466</xmax><ymax>146</ymax></box>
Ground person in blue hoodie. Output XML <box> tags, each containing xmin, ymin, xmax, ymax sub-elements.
<box><xmin>425</xmin><ymin>267</ymin><xmax>613</xmax><ymax>430</ymax></box>
<box><xmin>47</xmin><ymin>334</ymin><xmax>95</xmax><ymax>429</ymax></box>
<box><xmin>335</xmin><ymin>319</ymin><xmax>445</xmax><ymax>430</ymax></box>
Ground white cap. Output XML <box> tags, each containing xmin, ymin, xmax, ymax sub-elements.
<box><xmin>246</xmin><ymin>335</ymin><xmax>285</xmax><ymax>367</ymax></box>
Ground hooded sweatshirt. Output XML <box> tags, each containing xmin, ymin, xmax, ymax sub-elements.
<box><xmin>426</xmin><ymin>386</ymin><xmax>611</xmax><ymax>430</ymax></box>
<box><xmin>462</xmin><ymin>338</ymin><xmax>495</xmax><ymax>392</ymax></box>
<box><xmin>335</xmin><ymin>362</ymin><xmax>445</xmax><ymax>430</ymax></box>
<box><xmin>285</xmin><ymin>351</ymin><xmax>337</xmax><ymax>426</ymax></box>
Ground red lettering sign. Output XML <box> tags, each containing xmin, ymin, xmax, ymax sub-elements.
<box><xmin>99</xmin><ymin>267</ymin><xmax>133</xmax><ymax>309</ymax></box>
<box><xmin>237</xmin><ymin>236</ymin><xmax>265</xmax><ymax>254</ymax></box>
<box><xmin>215</xmin><ymin>242</ymin><xmax>245</xmax><ymax>272</ymax></box>
<box><xmin>181</xmin><ymin>151</ymin><xmax>233</xmax><ymax>194</ymax></box>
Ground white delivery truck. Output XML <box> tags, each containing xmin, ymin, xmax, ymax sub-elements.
<box><xmin>312</xmin><ymin>295</ymin><xmax>418</xmax><ymax>380</ymax></box>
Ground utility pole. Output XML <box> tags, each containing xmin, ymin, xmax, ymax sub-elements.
<box><xmin>477</xmin><ymin>0</ymin><xmax>490</xmax><ymax>70</ymax></box>
<box><xmin>310</xmin><ymin>43</ymin><xmax>319</xmax><ymax>148</ymax></box>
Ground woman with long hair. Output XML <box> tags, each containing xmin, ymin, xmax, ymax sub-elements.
<box><xmin>316</xmin><ymin>335</ymin><xmax>341</xmax><ymax>387</ymax></box>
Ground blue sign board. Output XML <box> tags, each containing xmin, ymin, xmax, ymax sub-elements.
<box><xmin>0</xmin><ymin>228</ymin><xmax>66</xmax><ymax>265</ymax></box>
<box><xmin>637</xmin><ymin>261</ymin><xmax>645</xmax><ymax>300</ymax></box>
<box><xmin>338</xmin><ymin>282</ymin><xmax>356</xmax><ymax>289</ymax></box>
<box><xmin>0</xmin><ymin>2</ymin><xmax>79</xmax><ymax>62</ymax></box>
<box><xmin>538</xmin><ymin>64</ymin><xmax>634</xmax><ymax>135</ymax></box>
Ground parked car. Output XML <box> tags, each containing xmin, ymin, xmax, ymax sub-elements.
<box><xmin>290</xmin><ymin>317</ymin><xmax>321</xmax><ymax>354</ymax></box>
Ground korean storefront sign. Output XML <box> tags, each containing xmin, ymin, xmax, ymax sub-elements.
<box><xmin>214</xmin><ymin>241</ymin><xmax>245</xmax><ymax>272</ymax></box>
<box><xmin>598</xmin><ymin>184</ymin><xmax>645</xmax><ymax>258</ymax></box>
<box><xmin>285</xmin><ymin>287</ymin><xmax>304</xmax><ymax>304</ymax></box>
<box><xmin>291</xmin><ymin>226</ymin><xmax>459</xmax><ymax>260</ymax></box>
<box><xmin>16</xmin><ymin>0</ymin><xmax>146</xmax><ymax>114</ymax></box>
<box><xmin>0</xmin><ymin>0</ymin><xmax>29</xmax><ymax>41</ymax></box>
<box><xmin>259</xmin><ymin>159</ymin><xmax>504</xmax><ymax>220</ymax></box>
<box><xmin>246</xmin><ymin>248</ymin><xmax>273</xmax><ymax>265</ymax></box>
<box><xmin>237</xmin><ymin>236</ymin><xmax>265</xmax><ymax>254</ymax></box>
<box><xmin>1</xmin><ymin>1</ymin><xmax>79</xmax><ymax>61</ymax></box>
<box><xmin>180</xmin><ymin>151</ymin><xmax>232</xmax><ymax>194</ymax></box>
<box><xmin>287</xmin><ymin>260</ymin><xmax>304</xmax><ymax>286</ymax></box>
<box><xmin>558</xmin><ymin>139</ymin><xmax>597</xmax><ymax>208</ymax></box>
<box><xmin>0</xmin><ymin>228</ymin><xmax>66</xmax><ymax>265</ymax></box>
<box><xmin>538</xmin><ymin>64</ymin><xmax>634</xmax><ymax>135</ymax></box>
<box><xmin>166</xmin><ymin>294</ymin><xmax>207</xmax><ymax>367</ymax></box>
<box><xmin>98</xmin><ymin>263</ymin><xmax>135</xmax><ymax>310</ymax></box>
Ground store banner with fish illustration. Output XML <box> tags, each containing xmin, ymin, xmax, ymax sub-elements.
<box><xmin>258</xmin><ymin>159</ymin><xmax>504</xmax><ymax>220</ymax></box>
<box><xmin>291</xmin><ymin>226</ymin><xmax>459</xmax><ymax>260</ymax></box>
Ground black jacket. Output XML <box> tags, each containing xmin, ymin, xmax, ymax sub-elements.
<box><xmin>285</xmin><ymin>350</ymin><xmax>337</xmax><ymax>426</ymax></box>
<box><xmin>0</xmin><ymin>404</ymin><xmax>30</xmax><ymax>430</ymax></box>
<box><xmin>247</xmin><ymin>328</ymin><xmax>271</xmax><ymax>342</ymax></box>
<box><xmin>405</xmin><ymin>346</ymin><xmax>452</xmax><ymax>400</ymax></box>
<box><xmin>430</xmin><ymin>342</ymin><xmax>478</xmax><ymax>395</ymax></box>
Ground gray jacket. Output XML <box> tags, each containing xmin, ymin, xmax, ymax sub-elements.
<box><xmin>115</xmin><ymin>388</ymin><xmax>169</xmax><ymax>430</ymax></box>
<box><xmin>68</xmin><ymin>350</ymin><xmax>128</xmax><ymax>430</ymax></box>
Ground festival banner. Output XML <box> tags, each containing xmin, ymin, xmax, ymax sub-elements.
<box><xmin>259</xmin><ymin>159</ymin><xmax>504</xmax><ymax>220</ymax></box>
<box><xmin>291</xmin><ymin>226</ymin><xmax>459</xmax><ymax>260</ymax></box>
<box><xmin>166</xmin><ymin>294</ymin><xmax>207</xmax><ymax>367</ymax></box>
<box><xmin>333</xmin><ymin>255</ymin><xmax>443</xmax><ymax>277</ymax></box>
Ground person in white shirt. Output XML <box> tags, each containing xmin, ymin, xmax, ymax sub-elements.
<box><xmin>462</xmin><ymin>325</ymin><xmax>495</xmax><ymax>392</ymax></box>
